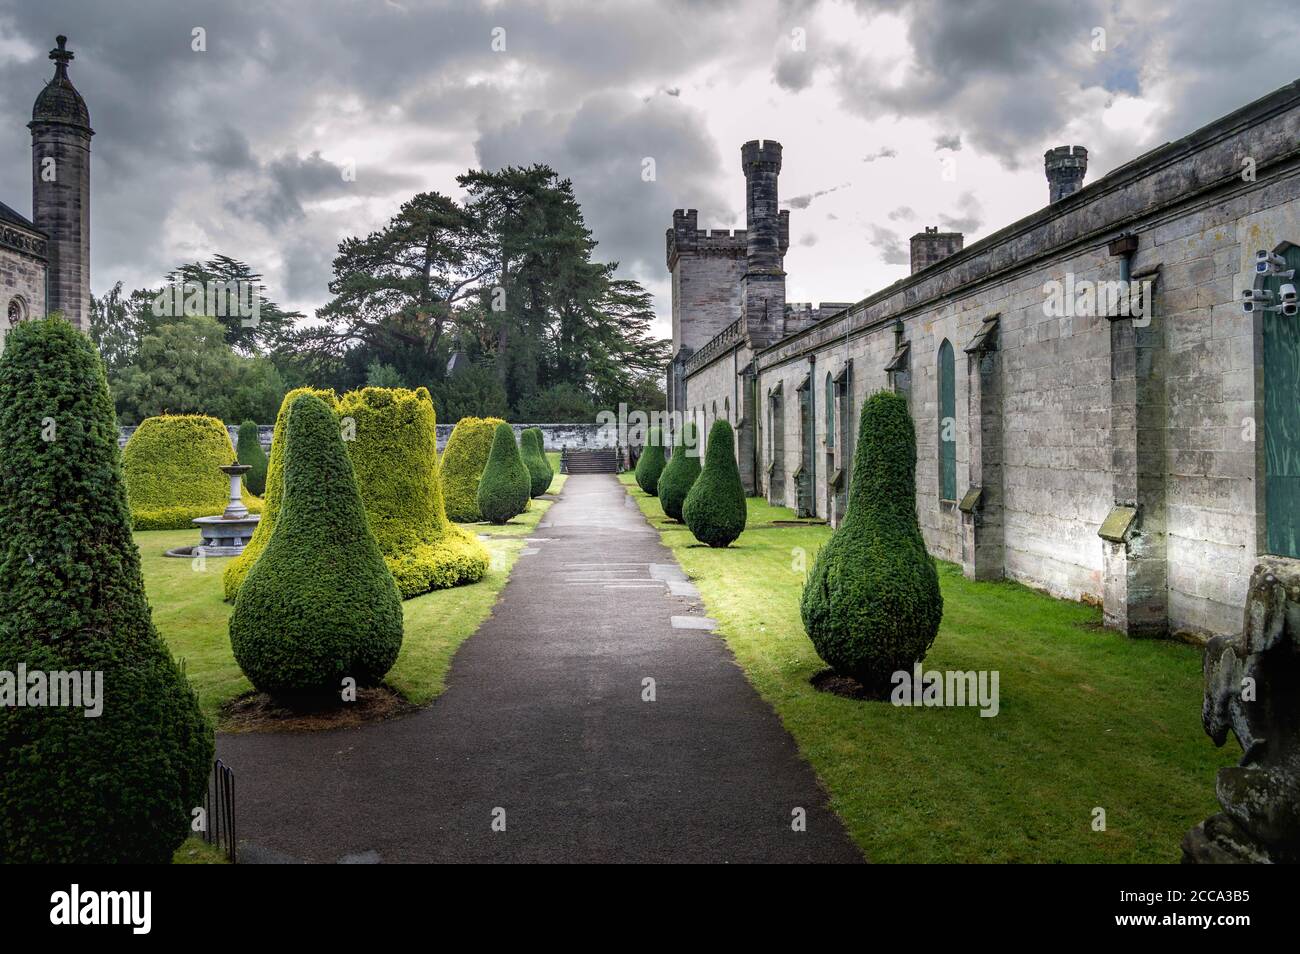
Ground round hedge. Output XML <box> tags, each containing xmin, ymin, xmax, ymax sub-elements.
<box><xmin>477</xmin><ymin>422</ymin><xmax>531</xmax><ymax>524</ymax></box>
<box><xmin>236</xmin><ymin>420</ymin><xmax>268</xmax><ymax>497</ymax></box>
<box><xmin>223</xmin><ymin>387</ymin><xmax>336</xmax><ymax>602</ymax></box>
<box><xmin>520</xmin><ymin>427</ymin><xmax>553</xmax><ymax>497</ymax></box>
<box><xmin>657</xmin><ymin>422</ymin><xmax>701</xmax><ymax>523</ymax></box>
<box><xmin>337</xmin><ymin>386</ymin><xmax>488</xmax><ymax>599</ymax></box>
<box><xmin>682</xmin><ymin>419</ymin><xmax>747</xmax><ymax>548</ymax></box>
<box><xmin>635</xmin><ymin>426</ymin><xmax>666</xmax><ymax>496</ymax></box>
<box><xmin>229</xmin><ymin>393</ymin><xmax>404</xmax><ymax>696</ymax></box>
<box><xmin>0</xmin><ymin>317</ymin><xmax>213</xmax><ymax>863</ymax></box>
<box><xmin>122</xmin><ymin>414</ymin><xmax>262</xmax><ymax>530</ymax></box>
<box><xmin>800</xmin><ymin>390</ymin><xmax>943</xmax><ymax>692</ymax></box>
<box><xmin>441</xmin><ymin>416</ymin><xmax>506</xmax><ymax>522</ymax></box>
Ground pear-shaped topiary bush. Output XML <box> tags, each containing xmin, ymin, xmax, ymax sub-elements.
<box><xmin>520</xmin><ymin>426</ymin><xmax>553</xmax><ymax>497</ymax></box>
<box><xmin>122</xmin><ymin>414</ymin><xmax>262</xmax><ymax>529</ymax></box>
<box><xmin>236</xmin><ymin>420</ymin><xmax>268</xmax><ymax>497</ymax></box>
<box><xmin>635</xmin><ymin>426</ymin><xmax>666</xmax><ymax>496</ymax></box>
<box><xmin>337</xmin><ymin>386</ymin><xmax>488</xmax><ymax>598</ymax></box>
<box><xmin>441</xmin><ymin>416</ymin><xmax>506</xmax><ymax>522</ymax></box>
<box><xmin>477</xmin><ymin>422</ymin><xmax>531</xmax><ymax>524</ymax></box>
<box><xmin>0</xmin><ymin>317</ymin><xmax>213</xmax><ymax>863</ymax></box>
<box><xmin>223</xmin><ymin>387</ymin><xmax>336</xmax><ymax>602</ymax></box>
<box><xmin>657</xmin><ymin>423</ymin><xmax>701</xmax><ymax>523</ymax></box>
<box><xmin>682</xmin><ymin>419</ymin><xmax>747</xmax><ymax>547</ymax></box>
<box><xmin>800</xmin><ymin>390</ymin><xmax>943</xmax><ymax>693</ymax></box>
<box><xmin>229</xmin><ymin>393</ymin><xmax>404</xmax><ymax>696</ymax></box>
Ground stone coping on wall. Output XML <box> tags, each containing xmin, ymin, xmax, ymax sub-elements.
<box><xmin>754</xmin><ymin>77</ymin><xmax>1300</xmax><ymax>372</ymax></box>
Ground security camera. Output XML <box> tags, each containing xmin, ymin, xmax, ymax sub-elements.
<box><xmin>1280</xmin><ymin>283</ymin><xmax>1297</xmax><ymax>302</ymax></box>
<box><xmin>1243</xmin><ymin>288</ymin><xmax>1273</xmax><ymax>302</ymax></box>
<box><xmin>1284</xmin><ymin>301</ymin><xmax>1299</xmax><ymax>317</ymax></box>
<box><xmin>1256</xmin><ymin>250</ymin><xmax>1294</xmax><ymax>276</ymax></box>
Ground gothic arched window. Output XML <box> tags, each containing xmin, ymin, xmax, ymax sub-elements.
<box><xmin>6</xmin><ymin>297</ymin><xmax>26</xmax><ymax>327</ymax></box>
<box><xmin>938</xmin><ymin>339</ymin><xmax>956</xmax><ymax>501</ymax></box>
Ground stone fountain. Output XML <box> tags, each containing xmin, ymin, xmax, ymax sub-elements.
<box><xmin>190</xmin><ymin>463</ymin><xmax>261</xmax><ymax>557</ymax></box>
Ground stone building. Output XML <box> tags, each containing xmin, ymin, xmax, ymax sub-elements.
<box><xmin>1</xmin><ymin>36</ymin><xmax>93</xmax><ymax>347</ymax></box>
<box><xmin>669</xmin><ymin>79</ymin><xmax>1300</xmax><ymax>641</ymax></box>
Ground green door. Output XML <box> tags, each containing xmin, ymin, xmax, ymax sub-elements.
<box><xmin>1264</xmin><ymin>244</ymin><xmax>1300</xmax><ymax>558</ymax></box>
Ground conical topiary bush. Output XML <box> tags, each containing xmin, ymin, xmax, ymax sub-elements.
<box><xmin>229</xmin><ymin>393</ymin><xmax>404</xmax><ymax>696</ymax></box>
<box><xmin>657</xmin><ymin>423</ymin><xmax>701</xmax><ymax>523</ymax></box>
<box><xmin>520</xmin><ymin>427</ymin><xmax>553</xmax><ymax>497</ymax></box>
<box><xmin>223</xmin><ymin>387</ymin><xmax>337</xmax><ymax>602</ymax></box>
<box><xmin>337</xmin><ymin>386</ymin><xmax>488</xmax><ymax>598</ymax></box>
<box><xmin>635</xmin><ymin>426</ymin><xmax>666</xmax><ymax>496</ymax></box>
<box><xmin>122</xmin><ymin>414</ymin><xmax>262</xmax><ymax>529</ymax></box>
<box><xmin>800</xmin><ymin>390</ymin><xmax>943</xmax><ymax>693</ymax></box>
<box><xmin>477</xmin><ymin>422</ymin><xmax>531</xmax><ymax>524</ymax></box>
<box><xmin>441</xmin><ymin>416</ymin><xmax>506</xmax><ymax>522</ymax></box>
<box><xmin>0</xmin><ymin>317</ymin><xmax>213</xmax><ymax>863</ymax></box>
<box><xmin>237</xmin><ymin>420</ymin><xmax>268</xmax><ymax>496</ymax></box>
<box><xmin>682</xmin><ymin>419</ymin><xmax>747</xmax><ymax>547</ymax></box>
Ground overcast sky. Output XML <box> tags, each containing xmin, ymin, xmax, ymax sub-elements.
<box><xmin>2</xmin><ymin>0</ymin><xmax>1297</xmax><ymax>339</ymax></box>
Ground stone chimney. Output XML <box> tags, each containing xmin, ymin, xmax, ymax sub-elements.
<box><xmin>909</xmin><ymin>227</ymin><xmax>963</xmax><ymax>274</ymax></box>
<box><xmin>1045</xmin><ymin>145</ymin><xmax>1088</xmax><ymax>203</ymax></box>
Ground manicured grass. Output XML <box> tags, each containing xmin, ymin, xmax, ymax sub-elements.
<box><xmin>172</xmin><ymin>837</ymin><xmax>229</xmax><ymax>864</ymax></box>
<box><xmin>138</xmin><ymin>528</ymin><xmax>525</xmax><ymax>721</ymax></box>
<box><xmin>619</xmin><ymin>473</ymin><xmax>1237</xmax><ymax>863</ymax></box>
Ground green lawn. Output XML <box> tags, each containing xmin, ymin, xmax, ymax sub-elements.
<box><xmin>619</xmin><ymin>473</ymin><xmax>1236</xmax><ymax>863</ymax></box>
<box><xmin>138</xmin><ymin>489</ymin><xmax>570</xmax><ymax>722</ymax></box>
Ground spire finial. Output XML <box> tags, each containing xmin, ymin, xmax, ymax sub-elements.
<box><xmin>50</xmin><ymin>35</ymin><xmax>73</xmax><ymax>80</ymax></box>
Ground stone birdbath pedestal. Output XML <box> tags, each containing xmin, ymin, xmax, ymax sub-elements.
<box><xmin>191</xmin><ymin>463</ymin><xmax>261</xmax><ymax>557</ymax></box>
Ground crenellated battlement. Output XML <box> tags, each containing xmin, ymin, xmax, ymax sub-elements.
<box><xmin>666</xmin><ymin>209</ymin><xmax>747</xmax><ymax>268</ymax></box>
<box><xmin>741</xmin><ymin>139</ymin><xmax>783</xmax><ymax>170</ymax></box>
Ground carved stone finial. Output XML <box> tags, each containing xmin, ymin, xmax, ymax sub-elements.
<box><xmin>1182</xmin><ymin>556</ymin><xmax>1300</xmax><ymax>863</ymax></box>
<box><xmin>50</xmin><ymin>35</ymin><xmax>73</xmax><ymax>79</ymax></box>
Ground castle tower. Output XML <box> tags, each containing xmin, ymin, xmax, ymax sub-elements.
<box><xmin>740</xmin><ymin>139</ymin><xmax>786</xmax><ymax>346</ymax></box>
<box><xmin>1044</xmin><ymin>145</ymin><xmax>1087</xmax><ymax>204</ymax></box>
<box><xmin>30</xmin><ymin>36</ymin><xmax>93</xmax><ymax>329</ymax></box>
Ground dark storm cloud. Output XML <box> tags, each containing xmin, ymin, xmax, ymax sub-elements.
<box><xmin>933</xmin><ymin>133</ymin><xmax>961</xmax><ymax>152</ymax></box>
<box><xmin>784</xmin><ymin>182</ymin><xmax>849</xmax><ymax>210</ymax></box>
<box><xmin>0</xmin><ymin>0</ymin><xmax>757</xmax><ymax>307</ymax></box>
<box><xmin>475</xmin><ymin>90</ymin><xmax>732</xmax><ymax>278</ymax></box>
<box><xmin>938</xmin><ymin>191</ymin><xmax>983</xmax><ymax>234</ymax></box>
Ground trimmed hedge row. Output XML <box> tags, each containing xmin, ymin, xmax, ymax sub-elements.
<box><xmin>223</xmin><ymin>387</ymin><xmax>337</xmax><ymax>602</ymax></box>
<box><xmin>122</xmin><ymin>414</ymin><xmax>262</xmax><ymax>530</ymax></box>
<box><xmin>229</xmin><ymin>393</ymin><xmax>404</xmax><ymax>696</ymax></box>
<box><xmin>682</xmin><ymin>419</ymin><xmax>747</xmax><ymax>548</ymax></box>
<box><xmin>477</xmin><ymin>423</ymin><xmax>531</xmax><ymax>524</ymax></box>
<box><xmin>236</xmin><ymin>420</ymin><xmax>268</xmax><ymax>497</ymax></box>
<box><xmin>520</xmin><ymin>426</ymin><xmax>553</xmax><ymax>497</ymax></box>
<box><xmin>800</xmin><ymin>390</ymin><xmax>943</xmax><ymax>692</ymax></box>
<box><xmin>635</xmin><ymin>426</ymin><xmax>666</xmax><ymax>496</ymax></box>
<box><xmin>0</xmin><ymin>317</ymin><xmax>213</xmax><ymax>863</ymax></box>
<box><xmin>337</xmin><ymin>386</ymin><xmax>488</xmax><ymax>598</ymax></box>
<box><xmin>441</xmin><ymin>416</ymin><xmax>505</xmax><ymax>522</ymax></box>
<box><xmin>657</xmin><ymin>423</ymin><xmax>700</xmax><ymax>522</ymax></box>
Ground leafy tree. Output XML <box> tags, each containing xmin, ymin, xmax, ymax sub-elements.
<box><xmin>430</xmin><ymin>361</ymin><xmax>510</xmax><ymax>423</ymax></box>
<box><xmin>476</xmin><ymin>423</ymin><xmax>531</xmax><ymax>524</ymax></box>
<box><xmin>365</xmin><ymin>359</ymin><xmax>406</xmax><ymax>388</ymax></box>
<box><xmin>513</xmin><ymin>383</ymin><xmax>595</xmax><ymax>423</ymax></box>
<box><xmin>156</xmin><ymin>255</ymin><xmax>301</xmax><ymax>354</ymax></box>
<box><xmin>110</xmin><ymin>315</ymin><xmax>285</xmax><ymax>425</ymax></box>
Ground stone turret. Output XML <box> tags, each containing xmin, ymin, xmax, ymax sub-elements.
<box><xmin>741</xmin><ymin>139</ymin><xmax>786</xmax><ymax>346</ymax></box>
<box><xmin>1045</xmin><ymin>145</ymin><xmax>1087</xmax><ymax>204</ymax></box>
<box><xmin>30</xmin><ymin>35</ymin><xmax>92</xmax><ymax>330</ymax></box>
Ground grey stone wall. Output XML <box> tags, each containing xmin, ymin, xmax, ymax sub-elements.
<box><xmin>0</xmin><ymin>243</ymin><xmax>47</xmax><ymax>348</ymax></box>
<box><xmin>679</xmin><ymin>78</ymin><xmax>1300</xmax><ymax>639</ymax></box>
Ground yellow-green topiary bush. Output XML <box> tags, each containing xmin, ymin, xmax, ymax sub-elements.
<box><xmin>441</xmin><ymin>416</ymin><xmax>506</xmax><ymax>522</ymax></box>
<box><xmin>337</xmin><ymin>386</ymin><xmax>488</xmax><ymax>598</ymax></box>
<box><xmin>223</xmin><ymin>387</ymin><xmax>337</xmax><ymax>602</ymax></box>
<box><xmin>122</xmin><ymin>415</ymin><xmax>262</xmax><ymax>530</ymax></box>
